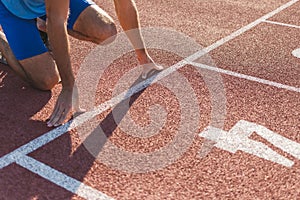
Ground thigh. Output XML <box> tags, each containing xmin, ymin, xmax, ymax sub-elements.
<box><xmin>0</xmin><ymin>1</ymin><xmax>59</xmax><ymax>89</ymax></box>
<box><xmin>69</xmin><ymin>0</ymin><xmax>115</xmax><ymax>40</ymax></box>
<box><xmin>0</xmin><ymin>2</ymin><xmax>48</xmax><ymax>60</ymax></box>
<box><xmin>67</xmin><ymin>0</ymin><xmax>96</xmax><ymax>29</ymax></box>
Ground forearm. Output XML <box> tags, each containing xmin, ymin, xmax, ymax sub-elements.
<box><xmin>47</xmin><ymin>19</ymin><xmax>74</xmax><ymax>89</ymax></box>
<box><xmin>114</xmin><ymin>0</ymin><xmax>148</xmax><ymax>61</ymax></box>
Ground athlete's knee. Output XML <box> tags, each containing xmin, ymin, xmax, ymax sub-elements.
<box><xmin>31</xmin><ymin>73</ymin><xmax>60</xmax><ymax>91</ymax></box>
<box><xmin>19</xmin><ymin>53</ymin><xmax>60</xmax><ymax>91</ymax></box>
<box><xmin>94</xmin><ymin>22</ymin><xmax>117</xmax><ymax>45</ymax></box>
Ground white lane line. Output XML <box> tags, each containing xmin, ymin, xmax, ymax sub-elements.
<box><xmin>292</xmin><ymin>48</ymin><xmax>300</xmax><ymax>58</ymax></box>
<box><xmin>16</xmin><ymin>155</ymin><xmax>114</xmax><ymax>200</ymax></box>
<box><xmin>0</xmin><ymin>61</ymin><xmax>186</xmax><ymax>170</ymax></box>
<box><xmin>0</xmin><ymin>0</ymin><xmax>298</xmax><ymax>169</ymax></box>
<box><xmin>0</xmin><ymin>122</ymin><xmax>73</xmax><ymax>169</ymax></box>
<box><xmin>196</xmin><ymin>0</ymin><xmax>299</xmax><ymax>56</ymax></box>
<box><xmin>263</xmin><ymin>19</ymin><xmax>300</xmax><ymax>29</ymax></box>
<box><xmin>189</xmin><ymin>62</ymin><xmax>300</xmax><ymax>93</ymax></box>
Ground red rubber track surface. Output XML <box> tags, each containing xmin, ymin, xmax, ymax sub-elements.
<box><xmin>1</xmin><ymin>0</ymin><xmax>300</xmax><ymax>199</ymax></box>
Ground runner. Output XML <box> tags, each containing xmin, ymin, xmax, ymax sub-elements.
<box><xmin>0</xmin><ymin>0</ymin><xmax>163</xmax><ymax>127</ymax></box>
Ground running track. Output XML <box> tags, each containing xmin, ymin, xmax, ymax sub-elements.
<box><xmin>0</xmin><ymin>0</ymin><xmax>300</xmax><ymax>199</ymax></box>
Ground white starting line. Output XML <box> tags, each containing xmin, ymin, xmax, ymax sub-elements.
<box><xmin>1</xmin><ymin>0</ymin><xmax>300</xmax><ymax>199</ymax></box>
<box><xmin>16</xmin><ymin>155</ymin><xmax>113</xmax><ymax>200</ymax></box>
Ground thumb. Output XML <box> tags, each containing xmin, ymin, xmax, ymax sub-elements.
<box><xmin>72</xmin><ymin>84</ymin><xmax>86</xmax><ymax>115</ymax></box>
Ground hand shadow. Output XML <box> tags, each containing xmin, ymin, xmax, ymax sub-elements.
<box><xmin>17</xmin><ymin>69</ymin><xmax>161</xmax><ymax>199</ymax></box>
<box><xmin>0</xmin><ymin>64</ymin><xmax>52</xmax><ymax>156</ymax></box>
<box><xmin>0</xmin><ymin>64</ymin><xmax>57</xmax><ymax>200</ymax></box>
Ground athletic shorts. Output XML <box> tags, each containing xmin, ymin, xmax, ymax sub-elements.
<box><xmin>0</xmin><ymin>0</ymin><xmax>95</xmax><ymax>60</ymax></box>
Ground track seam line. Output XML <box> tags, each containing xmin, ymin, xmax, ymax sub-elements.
<box><xmin>189</xmin><ymin>62</ymin><xmax>300</xmax><ymax>93</ymax></box>
<box><xmin>16</xmin><ymin>155</ymin><xmax>114</xmax><ymax>200</ymax></box>
<box><xmin>0</xmin><ymin>0</ymin><xmax>298</xmax><ymax>170</ymax></box>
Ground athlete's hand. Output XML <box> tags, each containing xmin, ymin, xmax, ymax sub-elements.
<box><xmin>47</xmin><ymin>85</ymin><xmax>85</xmax><ymax>127</ymax></box>
<box><xmin>47</xmin><ymin>88</ymin><xmax>73</xmax><ymax>127</ymax></box>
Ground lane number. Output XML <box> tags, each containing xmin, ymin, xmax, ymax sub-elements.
<box><xmin>199</xmin><ymin>120</ymin><xmax>300</xmax><ymax>167</ymax></box>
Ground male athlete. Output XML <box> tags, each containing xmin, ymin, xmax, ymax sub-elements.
<box><xmin>0</xmin><ymin>0</ymin><xmax>162</xmax><ymax>127</ymax></box>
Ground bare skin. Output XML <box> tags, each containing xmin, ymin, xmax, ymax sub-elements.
<box><xmin>0</xmin><ymin>0</ymin><xmax>163</xmax><ymax>127</ymax></box>
<box><xmin>0</xmin><ymin>32</ymin><xmax>32</xmax><ymax>82</ymax></box>
<box><xmin>113</xmin><ymin>0</ymin><xmax>163</xmax><ymax>78</ymax></box>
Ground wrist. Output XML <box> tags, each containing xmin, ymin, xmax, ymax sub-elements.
<box><xmin>135</xmin><ymin>49</ymin><xmax>149</xmax><ymax>63</ymax></box>
<box><xmin>61</xmin><ymin>77</ymin><xmax>75</xmax><ymax>90</ymax></box>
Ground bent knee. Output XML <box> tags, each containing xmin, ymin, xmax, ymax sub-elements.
<box><xmin>19</xmin><ymin>52</ymin><xmax>60</xmax><ymax>91</ymax></box>
<box><xmin>94</xmin><ymin>23</ymin><xmax>117</xmax><ymax>45</ymax></box>
<box><xmin>31</xmin><ymin>74</ymin><xmax>60</xmax><ymax>91</ymax></box>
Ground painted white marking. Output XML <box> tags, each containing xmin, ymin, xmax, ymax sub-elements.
<box><xmin>292</xmin><ymin>48</ymin><xmax>300</xmax><ymax>59</ymax></box>
<box><xmin>263</xmin><ymin>20</ymin><xmax>300</xmax><ymax>29</ymax></box>
<box><xmin>16</xmin><ymin>155</ymin><xmax>114</xmax><ymax>200</ymax></box>
<box><xmin>197</xmin><ymin>0</ymin><xmax>300</xmax><ymax>56</ymax></box>
<box><xmin>0</xmin><ymin>122</ymin><xmax>73</xmax><ymax>169</ymax></box>
<box><xmin>189</xmin><ymin>62</ymin><xmax>300</xmax><ymax>93</ymax></box>
<box><xmin>199</xmin><ymin>120</ymin><xmax>300</xmax><ymax>167</ymax></box>
<box><xmin>0</xmin><ymin>0</ymin><xmax>298</xmax><ymax>169</ymax></box>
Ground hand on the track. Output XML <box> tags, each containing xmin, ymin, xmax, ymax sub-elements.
<box><xmin>47</xmin><ymin>88</ymin><xmax>74</xmax><ymax>127</ymax></box>
<box><xmin>139</xmin><ymin>57</ymin><xmax>164</xmax><ymax>79</ymax></box>
<box><xmin>141</xmin><ymin>62</ymin><xmax>164</xmax><ymax>79</ymax></box>
<box><xmin>47</xmin><ymin>84</ymin><xmax>85</xmax><ymax>127</ymax></box>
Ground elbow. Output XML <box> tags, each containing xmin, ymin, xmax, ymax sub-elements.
<box><xmin>47</xmin><ymin>17</ymin><xmax>67</xmax><ymax>31</ymax></box>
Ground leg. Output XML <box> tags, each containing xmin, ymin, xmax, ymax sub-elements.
<box><xmin>37</xmin><ymin>1</ymin><xmax>117</xmax><ymax>44</ymax></box>
<box><xmin>73</xmin><ymin>0</ymin><xmax>163</xmax><ymax>78</ymax></box>
<box><xmin>69</xmin><ymin>0</ymin><xmax>117</xmax><ymax>44</ymax></box>
<box><xmin>0</xmin><ymin>31</ymin><xmax>59</xmax><ymax>90</ymax></box>
<box><xmin>0</xmin><ymin>2</ymin><xmax>59</xmax><ymax>90</ymax></box>
<box><xmin>19</xmin><ymin>53</ymin><xmax>59</xmax><ymax>90</ymax></box>
<box><xmin>0</xmin><ymin>31</ymin><xmax>27</xmax><ymax>80</ymax></box>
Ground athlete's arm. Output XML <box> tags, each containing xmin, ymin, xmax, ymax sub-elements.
<box><xmin>113</xmin><ymin>0</ymin><xmax>163</xmax><ymax>78</ymax></box>
<box><xmin>45</xmin><ymin>0</ymin><xmax>75</xmax><ymax>127</ymax></box>
<box><xmin>113</xmin><ymin>0</ymin><xmax>149</xmax><ymax>63</ymax></box>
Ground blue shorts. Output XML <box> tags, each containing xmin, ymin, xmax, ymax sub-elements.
<box><xmin>0</xmin><ymin>0</ymin><xmax>95</xmax><ymax>60</ymax></box>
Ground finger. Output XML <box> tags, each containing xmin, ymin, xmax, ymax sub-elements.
<box><xmin>47</xmin><ymin>103</ymin><xmax>60</xmax><ymax>126</ymax></box>
<box><xmin>48</xmin><ymin>98</ymin><xmax>61</xmax><ymax>121</ymax></box>
<box><xmin>141</xmin><ymin>64</ymin><xmax>164</xmax><ymax>79</ymax></box>
<box><xmin>47</xmin><ymin>104</ymin><xmax>65</xmax><ymax>127</ymax></box>
<box><xmin>72</xmin><ymin>85</ymin><xmax>84</xmax><ymax>113</ymax></box>
<box><xmin>73</xmin><ymin>100</ymin><xmax>83</xmax><ymax>112</ymax></box>
<box><xmin>72</xmin><ymin>109</ymin><xmax>86</xmax><ymax>119</ymax></box>
<box><xmin>141</xmin><ymin>68</ymin><xmax>162</xmax><ymax>79</ymax></box>
<box><xmin>54</xmin><ymin>106</ymin><xmax>71</xmax><ymax>127</ymax></box>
